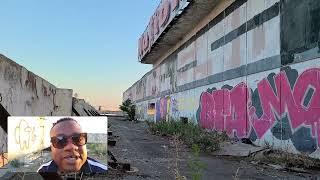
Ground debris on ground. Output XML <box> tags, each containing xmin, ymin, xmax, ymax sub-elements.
<box><xmin>247</xmin><ymin>148</ymin><xmax>320</xmax><ymax>174</ymax></box>
<box><xmin>211</xmin><ymin>141</ymin><xmax>265</xmax><ymax>157</ymax></box>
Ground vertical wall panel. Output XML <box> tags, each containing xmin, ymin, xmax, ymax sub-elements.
<box><xmin>194</xmin><ymin>32</ymin><xmax>209</xmax><ymax>81</ymax></box>
<box><xmin>224</xmin><ymin>34</ymin><xmax>247</xmax><ymax>71</ymax></box>
<box><xmin>247</xmin><ymin>12</ymin><xmax>280</xmax><ymax>64</ymax></box>
<box><xmin>177</xmin><ymin>42</ymin><xmax>196</xmax><ymax>86</ymax></box>
<box><xmin>208</xmin><ymin>18</ymin><xmax>225</xmax><ymax>76</ymax></box>
<box><xmin>224</xmin><ymin>2</ymin><xmax>247</xmax><ymax>72</ymax></box>
<box><xmin>224</xmin><ymin>2</ymin><xmax>247</xmax><ymax>34</ymax></box>
<box><xmin>160</xmin><ymin>63</ymin><xmax>169</xmax><ymax>92</ymax></box>
<box><xmin>247</xmin><ymin>0</ymin><xmax>265</xmax><ymax>21</ymax></box>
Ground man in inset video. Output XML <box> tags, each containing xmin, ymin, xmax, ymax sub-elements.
<box><xmin>37</xmin><ymin>117</ymin><xmax>108</xmax><ymax>175</ymax></box>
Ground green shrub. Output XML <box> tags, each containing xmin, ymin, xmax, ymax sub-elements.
<box><xmin>119</xmin><ymin>99</ymin><xmax>136</xmax><ymax>121</ymax></box>
<box><xmin>147</xmin><ymin>120</ymin><xmax>228</xmax><ymax>152</ymax></box>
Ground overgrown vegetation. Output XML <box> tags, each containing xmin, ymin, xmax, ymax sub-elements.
<box><xmin>87</xmin><ymin>143</ymin><xmax>108</xmax><ymax>156</ymax></box>
<box><xmin>147</xmin><ymin>120</ymin><xmax>228</xmax><ymax>152</ymax></box>
<box><xmin>119</xmin><ymin>99</ymin><xmax>136</xmax><ymax>121</ymax></box>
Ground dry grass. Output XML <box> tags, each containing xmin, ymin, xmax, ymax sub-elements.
<box><xmin>249</xmin><ymin>149</ymin><xmax>320</xmax><ymax>170</ymax></box>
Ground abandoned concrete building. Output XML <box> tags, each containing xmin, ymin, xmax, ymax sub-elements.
<box><xmin>123</xmin><ymin>0</ymin><xmax>320</xmax><ymax>158</ymax></box>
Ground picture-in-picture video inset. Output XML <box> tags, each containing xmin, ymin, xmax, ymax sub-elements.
<box><xmin>6</xmin><ymin>116</ymin><xmax>108</xmax><ymax>177</ymax></box>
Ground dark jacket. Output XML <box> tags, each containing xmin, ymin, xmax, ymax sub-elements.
<box><xmin>37</xmin><ymin>157</ymin><xmax>108</xmax><ymax>174</ymax></box>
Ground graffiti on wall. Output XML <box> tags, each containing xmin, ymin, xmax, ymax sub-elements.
<box><xmin>136</xmin><ymin>103</ymin><xmax>148</xmax><ymax>121</ymax></box>
<box><xmin>178</xmin><ymin>97</ymin><xmax>196</xmax><ymax>112</ymax></box>
<box><xmin>138</xmin><ymin>0</ymin><xmax>187</xmax><ymax>60</ymax></box>
<box><xmin>14</xmin><ymin>118</ymin><xmax>45</xmax><ymax>151</ymax></box>
<box><xmin>156</xmin><ymin>96</ymin><xmax>170</xmax><ymax>121</ymax></box>
<box><xmin>156</xmin><ymin>96</ymin><xmax>178</xmax><ymax>121</ymax></box>
<box><xmin>197</xmin><ymin>67</ymin><xmax>320</xmax><ymax>153</ymax></box>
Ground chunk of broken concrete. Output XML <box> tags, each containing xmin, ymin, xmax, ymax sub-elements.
<box><xmin>268</xmin><ymin>164</ymin><xmax>284</xmax><ymax>170</ymax></box>
<box><xmin>212</xmin><ymin>142</ymin><xmax>265</xmax><ymax>157</ymax></box>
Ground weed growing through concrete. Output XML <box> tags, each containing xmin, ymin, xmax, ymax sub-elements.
<box><xmin>187</xmin><ymin>144</ymin><xmax>206</xmax><ymax>180</ymax></box>
<box><xmin>233</xmin><ymin>167</ymin><xmax>240</xmax><ymax>180</ymax></box>
<box><xmin>173</xmin><ymin>134</ymin><xmax>187</xmax><ymax>180</ymax></box>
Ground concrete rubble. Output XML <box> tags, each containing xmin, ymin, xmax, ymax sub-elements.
<box><xmin>212</xmin><ymin>141</ymin><xmax>265</xmax><ymax>157</ymax></box>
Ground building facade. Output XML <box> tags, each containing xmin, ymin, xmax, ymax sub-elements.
<box><xmin>124</xmin><ymin>0</ymin><xmax>320</xmax><ymax>157</ymax></box>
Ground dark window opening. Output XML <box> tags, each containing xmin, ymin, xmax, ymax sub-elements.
<box><xmin>148</xmin><ymin>103</ymin><xmax>156</xmax><ymax>115</ymax></box>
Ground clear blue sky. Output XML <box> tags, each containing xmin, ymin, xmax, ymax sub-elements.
<box><xmin>0</xmin><ymin>0</ymin><xmax>160</xmax><ymax>110</ymax></box>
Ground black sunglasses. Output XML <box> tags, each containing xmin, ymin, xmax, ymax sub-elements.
<box><xmin>50</xmin><ymin>133</ymin><xmax>87</xmax><ymax>149</ymax></box>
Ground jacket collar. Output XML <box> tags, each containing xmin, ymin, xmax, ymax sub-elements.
<box><xmin>49</xmin><ymin>159</ymin><xmax>92</xmax><ymax>174</ymax></box>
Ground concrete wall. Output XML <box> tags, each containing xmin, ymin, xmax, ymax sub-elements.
<box><xmin>72</xmin><ymin>98</ymin><xmax>100</xmax><ymax>116</ymax></box>
<box><xmin>0</xmin><ymin>55</ymin><xmax>73</xmax><ymax>117</ymax></box>
<box><xmin>0</xmin><ymin>54</ymin><xmax>73</xmax><ymax>164</ymax></box>
<box><xmin>124</xmin><ymin>0</ymin><xmax>320</xmax><ymax>158</ymax></box>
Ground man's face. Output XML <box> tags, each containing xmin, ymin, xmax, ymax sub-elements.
<box><xmin>50</xmin><ymin>121</ymin><xmax>88</xmax><ymax>173</ymax></box>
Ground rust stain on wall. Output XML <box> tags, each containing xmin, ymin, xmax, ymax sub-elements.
<box><xmin>3</xmin><ymin>64</ymin><xmax>22</xmax><ymax>86</ymax></box>
<box><xmin>25</xmin><ymin>72</ymin><xmax>38</xmax><ymax>97</ymax></box>
<box><xmin>42</xmin><ymin>84</ymin><xmax>49</xmax><ymax>97</ymax></box>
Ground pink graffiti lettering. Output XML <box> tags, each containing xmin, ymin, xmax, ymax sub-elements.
<box><xmin>199</xmin><ymin>68</ymin><xmax>320</xmax><ymax>146</ymax></box>
<box><xmin>159</xmin><ymin>0</ymin><xmax>170</xmax><ymax>27</ymax></box>
<box><xmin>138</xmin><ymin>0</ymin><xmax>187</xmax><ymax>60</ymax></box>
<box><xmin>200</xmin><ymin>83</ymin><xmax>249</xmax><ymax>137</ymax></box>
<box><xmin>225</xmin><ymin>83</ymin><xmax>250</xmax><ymax>137</ymax></box>
<box><xmin>199</xmin><ymin>91</ymin><xmax>215</xmax><ymax>129</ymax></box>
